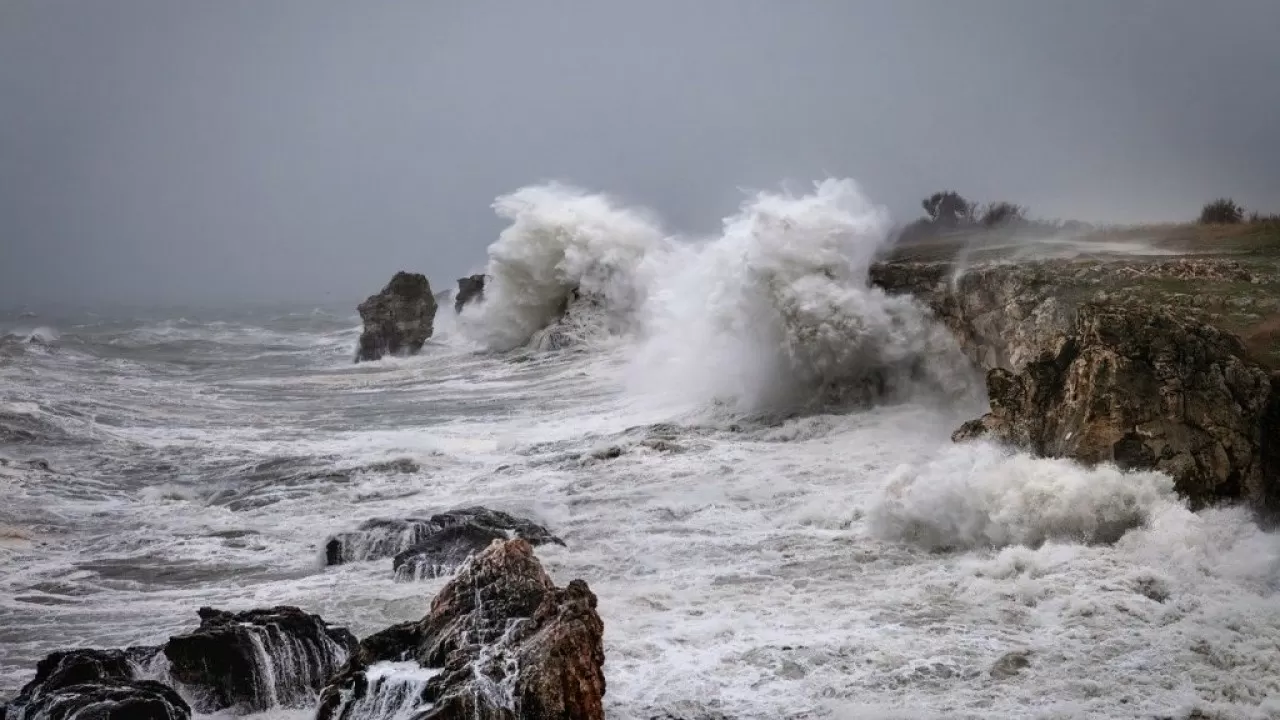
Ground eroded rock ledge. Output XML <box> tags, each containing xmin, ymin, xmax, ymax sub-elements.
<box><xmin>871</xmin><ymin>257</ymin><xmax>1280</xmax><ymax>512</ymax></box>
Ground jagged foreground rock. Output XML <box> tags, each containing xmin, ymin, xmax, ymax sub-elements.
<box><xmin>872</xmin><ymin>257</ymin><xmax>1280</xmax><ymax>512</ymax></box>
<box><xmin>454</xmin><ymin>274</ymin><xmax>486</xmax><ymax>313</ymax></box>
<box><xmin>317</xmin><ymin>538</ymin><xmax>605</xmax><ymax>720</ymax></box>
<box><xmin>1</xmin><ymin>649</ymin><xmax>190</xmax><ymax>720</ymax></box>
<box><xmin>323</xmin><ymin>507</ymin><xmax>565</xmax><ymax>581</ymax></box>
<box><xmin>356</xmin><ymin>272</ymin><xmax>437</xmax><ymax>363</ymax></box>
<box><xmin>164</xmin><ymin>606</ymin><xmax>356</xmax><ymax>714</ymax></box>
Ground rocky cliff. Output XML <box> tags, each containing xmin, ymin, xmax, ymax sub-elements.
<box><xmin>871</xmin><ymin>256</ymin><xmax>1280</xmax><ymax>513</ymax></box>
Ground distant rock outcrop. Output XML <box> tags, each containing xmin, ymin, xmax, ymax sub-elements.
<box><xmin>455</xmin><ymin>274</ymin><xmax>486</xmax><ymax>313</ymax></box>
<box><xmin>1</xmin><ymin>648</ymin><xmax>190</xmax><ymax>720</ymax></box>
<box><xmin>163</xmin><ymin>606</ymin><xmax>356</xmax><ymax>714</ymax></box>
<box><xmin>356</xmin><ymin>272</ymin><xmax>437</xmax><ymax>363</ymax></box>
<box><xmin>317</xmin><ymin>538</ymin><xmax>605</xmax><ymax>720</ymax></box>
<box><xmin>872</xmin><ymin>257</ymin><xmax>1280</xmax><ymax>512</ymax></box>
<box><xmin>324</xmin><ymin>507</ymin><xmax>565</xmax><ymax>580</ymax></box>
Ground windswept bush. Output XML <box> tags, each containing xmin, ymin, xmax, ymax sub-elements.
<box><xmin>1200</xmin><ymin>198</ymin><xmax>1244</xmax><ymax>224</ymax></box>
<box><xmin>980</xmin><ymin>201</ymin><xmax>1026</xmax><ymax>228</ymax></box>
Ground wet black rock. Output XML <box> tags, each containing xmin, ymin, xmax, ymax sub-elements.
<box><xmin>392</xmin><ymin>524</ymin><xmax>509</xmax><ymax>580</ymax></box>
<box><xmin>355</xmin><ymin>271</ymin><xmax>437</xmax><ymax>363</ymax></box>
<box><xmin>324</xmin><ymin>506</ymin><xmax>565</xmax><ymax>569</ymax></box>
<box><xmin>455</xmin><ymin>274</ymin><xmax>486</xmax><ymax>313</ymax></box>
<box><xmin>163</xmin><ymin>606</ymin><xmax>356</xmax><ymax>714</ymax></box>
<box><xmin>2</xmin><ymin>648</ymin><xmax>190</xmax><ymax>720</ymax></box>
<box><xmin>15</xmin><ymin>649</ymin><xmax>134</xmax><ymax>694</ymax></box>
<box><xmin>5</xmin><ymin>681</ymin><xmax>190</xmax><ymax>720</ymax></box>
<box><xmin>324</xmin><ymin>518</ymin><xmax>441</xmax><ymax>566</ymax></box>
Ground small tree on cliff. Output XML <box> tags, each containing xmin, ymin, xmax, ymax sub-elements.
<box><xmin>921</xmin><ymin>191</ymin><xmax>975</xmax><ymax>227</ymax></box>
<box><xmin>1199</xmin><ymin>198</ymin><xmax>1244</xmax><ymax>224</ymax></box>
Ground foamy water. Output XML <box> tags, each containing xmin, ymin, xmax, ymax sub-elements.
<box><xmin>2</xmin><ymin>180</ymin><xmax>1278</xmax><ymax>720</ymax></box>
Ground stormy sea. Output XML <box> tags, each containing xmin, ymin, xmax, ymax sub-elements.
<box><xmin>2</xmin><ymin>179</ymin><xmax>1277</xmax><ymax>720</ymax></box>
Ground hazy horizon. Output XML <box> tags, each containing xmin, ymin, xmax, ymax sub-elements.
<box><xmin>3</xmin><ymin>0</ymin><xmax>1279</xmax><ymax>307</ymax></box>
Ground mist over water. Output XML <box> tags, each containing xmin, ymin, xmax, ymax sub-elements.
<box><xmin>2</xmin><ymin>179</ymin><xmax>1279</xmax><ymax>719</ymax></box>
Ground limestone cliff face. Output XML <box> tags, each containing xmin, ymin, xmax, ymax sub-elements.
<box><xmin>871</xmin><ymin>258</ymin><xmax>1280</xmax><ymax>513</ymax></box>
<box><xmin>870</xmin><ymin>262</ymin><xmax>1073</xmax><ymax>372</ymax></box>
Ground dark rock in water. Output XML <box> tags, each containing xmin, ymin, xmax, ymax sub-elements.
<box><xmin>317</xmin><ymin>538</ymin><xmax>605</xmax><ymax>720</ymax></box>
<box><xmin>429</xmin><ymin>507</ymin><xmax>565</xmax><ymax>548</ymax></box>
<box><xmin>5</xmin><ymin>680</ymin><xmax>190</xmax><ymax>720</ymax></box>
<box><xmin>990</xmin><ymin>650</ymin><xmax>1032</xmax><ymax>679</ymax></box>
<box><xmin>163</xmin><ymin>606</ymin><xmax>356</xmax><ymax>714</ymax></box>
<box><xmin>392</xmin><ymin>524</ymin><xmax>508</xmax><ymax>580</ymax></box>
<box><xmin>325</xmin><ymin>518</ymin><xmax>440</xmax><ymax>566</ymax></box>
<box><xmin>455</xmin><ymin>274</ymin><xmax>486</xmax><ymax>313</ymax></box>
<box><xmin>362</xmin><ymin>457</ymin><xmax>421</xmax><ymax>475</ymax></box>
<box><xmin>16</xmin><ymin>649</ymin><xmax>135</xmax><ymax>694</ymax></box>
<box><xmin>953</xmin><ymin>304</ymin><xmax>1276</xmax><ymax>510</ymax></box>
<box><xmin>2</xmin><ymin>648</ymin><xmax>190</xmax><ymax>720</ymax></box>
<box><xmin>324</xmin><ymin>506</ymin><xmax>564</xmax><ymax>568</ymax></box>
<box><xmin>355</xmin><ymin>271</ymin><xmax>437</xmax><ymax>363</ymax></box>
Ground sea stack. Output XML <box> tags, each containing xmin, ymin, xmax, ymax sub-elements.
<box><xmin>355</xmin><ymin>272</ymin><xmax>437</xmax><ymax>363</ymax></box>
<box><xmin>455</xmin><ymin>274</ymin><xmax>486</xmax><ymax>313</ymax></box>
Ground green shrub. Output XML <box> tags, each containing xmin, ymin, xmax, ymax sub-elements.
<box><xmin>1200</xmin><ymin>198</ymin><xmax>1244</xmax><ymax>224</ymax></box>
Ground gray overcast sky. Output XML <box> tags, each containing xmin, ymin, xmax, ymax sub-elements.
<box><xmin>2</xmin><ymin>0</ymin><xmax>1278</xmax><ymax>307</ymax></box>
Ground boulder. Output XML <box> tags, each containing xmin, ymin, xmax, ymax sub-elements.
<box><xmin>163</xmin><ymin>606</ymin><xmax>356</xmax><ymax>714</ymax></box>
<box><xmin>953</xmin><ymin>303</ymin><xmax>1276</xmax><ymax>509</ymax></box>
<box><xmin>4</xmin><ymin>681</ymin><xmax>190</xmax><ymax>720</ymax></box>
<box><xmin>317</xmin><ymin>538</ymin><xmax>605</xmax><ymax>720</ymax></box>
<box><xmin>324</xmin><ymin>507</ymin><xmax>565</xmax><ymax>569</ymax></box>
<box><xmin>355</xmin><ymin>272</ymin><xmax>437</xmax><ymax>363</ymax></box>
<box><xmin>2</xmin><ymin>648</ymin><xmax>190</xmax><ymax>720</ymax></box>
<box><xmin>455</xmin><ymin>274</ymin><xmax>486</xmax><ymax>313</ymax></box>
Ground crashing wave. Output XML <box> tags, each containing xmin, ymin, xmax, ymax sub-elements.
<box><xmin>459</xmin><ymin>177</ymin><xmax>977</xmax><ymax>412</ymax></box>
<box><xmin>868</xmin><ymin>442</ymin><xmax>1177</xmax><ymax>549</ymax></box>
<box><xmin>631</xmin><ymin>178</ymin><xmax>976</xmax><ymax>413</ymax></box>
<box><xmin>461</xmin><ymin>183</ymin><xmax>668</xmax><ymax>352</ymax></box>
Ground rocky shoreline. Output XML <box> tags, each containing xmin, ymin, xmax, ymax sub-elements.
<box><xmin>9</xmin><ymin>251</ymin><xmax>1277</xmax><ymax>719</ymax></box>
<box><xmin>1</xmin><ymin>512</ymin><xmax>603</xmax><ymax>720</ymax></box>
<box><xmin>870</xmin><ymin>254</ymin><xmax>1280</xmax><ymax>515</ymax></box>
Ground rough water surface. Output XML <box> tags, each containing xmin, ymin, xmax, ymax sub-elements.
<box><xmin>2</xmin><ymin>179</ymin><xmax>1278</xmax><ymax>720</ymax></box>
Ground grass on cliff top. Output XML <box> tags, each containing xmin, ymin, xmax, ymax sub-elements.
<box><xmin>1084</xmin><ymin>220</ymin><xmax>1280</xmax><ymax>256</ymax></box>
<box><xmin>1114</xmin><ymin>276</ymin><xmax>1280</xmax><ymax>369</ymax></box>
<box><xmin>885</xmin><ymin>219</ymin><xmax>1280</xmax><ymax>262</ymax></box>
<box><xmin>882</xmin><ymin>221</ymin><xmax>1280</xmax><ymax>368</ymax></box>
